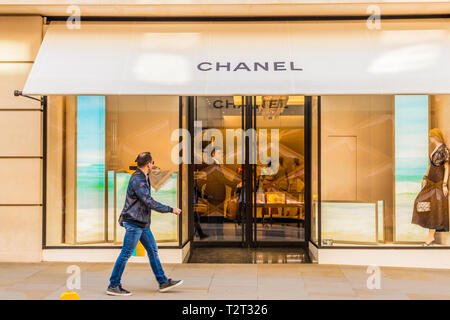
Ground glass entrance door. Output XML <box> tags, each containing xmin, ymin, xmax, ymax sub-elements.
<box><xmin>245</xmin><ymin>96</ymin><xmax>306</xmax><ymax>245</ymax></box>
<box><xmin>192</xmin><ymin>96</ymin><xmax>245</xmax><ymax>243</ymax></box>
<box><xmin>192</xmin><ymin>96</ymin><xmax>307</xmax><ymax>246</ymax></box>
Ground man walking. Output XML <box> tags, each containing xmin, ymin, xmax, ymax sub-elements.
<box><xmin>107</xmin><ymin>152</ymin><xmax>183</xmax><ymax>296</ymax></box>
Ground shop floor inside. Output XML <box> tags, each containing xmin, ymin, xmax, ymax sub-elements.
<box><xmin>195</xmin><ymin>221</ymin><xmax>305</xmax><ymax>242</ymax></box>
<box><xmin>188</xmin><ymin>247</ymin><xmax>310</xmax><ymax>264</ymax></box>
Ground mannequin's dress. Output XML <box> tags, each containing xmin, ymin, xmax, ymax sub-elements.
<box><xmin>412</xmin><ymin>144</ymin><xmax>450</xmax><ymax>232</ymax></box>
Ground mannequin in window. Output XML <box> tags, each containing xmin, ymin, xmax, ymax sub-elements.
<box><xmin>412</xmin><ymin>128</ymin><xmax>450</xmax><ymax>246</ymax></box>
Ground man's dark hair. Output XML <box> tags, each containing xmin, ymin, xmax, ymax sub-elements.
<box><xmin>135</xmin><ymin>152</ymin><xmax>153</xmax><ymax>168</ymax></box>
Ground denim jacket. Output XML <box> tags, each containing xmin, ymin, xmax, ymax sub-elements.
<box><xmin>119</xmin><ymin>168</ymin><xmax>173</xmax><ymax>228</ymax></box>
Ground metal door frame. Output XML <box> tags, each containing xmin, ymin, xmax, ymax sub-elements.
<box><xmin>191</xmin><ymin>95</ymin><xmax>311</xmax><ymax>249</ymax></box>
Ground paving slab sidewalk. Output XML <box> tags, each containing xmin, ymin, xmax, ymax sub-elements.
<box><xmin>0</xmin><ymin>262</ymin><xmax>449</xmax><ymax>300</ymax></box>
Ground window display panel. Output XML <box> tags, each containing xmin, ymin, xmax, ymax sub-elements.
<box><xmin>46</xmin><ymin>95</ymin><xmax>181</xmax><ymax>246</ymax></box>
<box><xmin>321</xmin><ymin>201</ymin><xmax>378</xmax><ymax>244</ymax></box>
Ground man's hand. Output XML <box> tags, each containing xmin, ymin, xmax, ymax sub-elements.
<box><xmin>172</xmin><ymin>208</ymin><xmax>182</xmax><ymax>215</ymax></box>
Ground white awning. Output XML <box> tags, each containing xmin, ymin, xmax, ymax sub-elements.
<box><xmin>23</xmin><ymin>20</ymin><xmax>450</xmax><ymax>95</ymax></box>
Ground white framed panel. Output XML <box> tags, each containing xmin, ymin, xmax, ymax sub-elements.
<box><xmin>0</xmin><ymin>110</ymin><xmax>42</xmax><ymax>156</ymax></box>
<box><xmin>0</xmin><ymin>206</ymin><xmax>42</xmax><ymax>262</ymax></box>
<box><xmin>0</xmin><ymin>159</ymin><xmax>42</xmax><ymax>204</ymax></box>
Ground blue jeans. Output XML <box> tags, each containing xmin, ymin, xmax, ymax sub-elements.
<box><xmin>109</xmin><ymin>222</ymin><xmax>168</xmax><ymax>287</ymax></box>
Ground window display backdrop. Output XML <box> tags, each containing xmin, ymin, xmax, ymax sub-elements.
<box><xmin>394</xmin><ymin>95</ymin><xmax>429</xmax><ymax>242</ymax></box>
<box><xmin>76</xmin><ymin>96</ymin><xmax>106</xmax><ymax>243</ymax></box>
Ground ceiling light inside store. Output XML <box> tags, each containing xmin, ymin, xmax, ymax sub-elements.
<box><xmin>260</xmin><ymin>96</ymin><xmax>289</xmax><ymax>120</ymax></box>
<box><xmin>233</xmin><ymin>96</ymin><xmax>304</xmax><ymax>107</ymax></box>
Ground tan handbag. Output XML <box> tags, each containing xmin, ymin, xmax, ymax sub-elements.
<box><xmin>416</xmin><ymin>201</ymin><xmax>431</xmax><ymax>213</ymax></box>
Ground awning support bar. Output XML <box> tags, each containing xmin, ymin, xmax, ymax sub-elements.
<box><xmin>14</xmin><ymin>90</ymin><xmax>45</xmax><ymax>106</ymax></box>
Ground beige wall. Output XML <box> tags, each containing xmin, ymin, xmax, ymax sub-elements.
<box><xmin>0</xmin><ymin>16</ymin><xmax>43</xmax><ymax>262</ymax></box>
<box><xmin>321</xmin><ymin>95</ymin><xmax>395</xmax><ymax>242</ymax></box>
<box><xmin>430</xmin><ymin>95</ymin><xmax>450</xmax><ymax>245</ymax></box>
<box><xmin>106</xmin><ymin>96</ymin><xmax>179</xmax><ymax>173</ymax></box>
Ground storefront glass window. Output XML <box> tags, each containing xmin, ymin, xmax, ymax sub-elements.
<box><xmin>46</xmin><ymin>95</ymin><xmax>181</xmax><ymax>246</ymax></box>
<box><xmin>320</xmin><ymin>95</ymin><xmax>450</xmax><ymax>247</ymax></box>
<box><xmin>320</xmin><ymin>95</ymin><xmax>393</xmax><ymax>246</ymax></box>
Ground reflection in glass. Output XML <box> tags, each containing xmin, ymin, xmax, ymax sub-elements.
<box><xmin>254</xmin><ymin>97</ymin><xmax>305</xmax><ymax>242</ymax></box>
<box><xmin>193</xmin><ymin>96</ymin><xmax>243</xmax><ymax>242</ymax></box>
<box><xmin>47</xmin><ymin>95</ymin><xmax>180</xmax><ymax>246</ymax></box>
<box><xmin>106</xmin><ymin>96</ymin><xmax>180</xmax><ymax>245</ymax></box>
